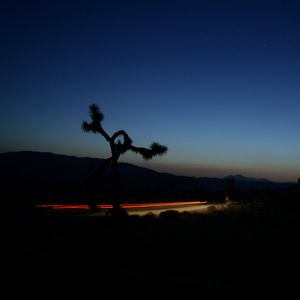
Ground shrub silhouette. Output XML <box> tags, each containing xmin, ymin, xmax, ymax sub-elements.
<box><xmin>159</xmin><ymin>209</ymin><xmax>181</xmax><ymax>219</ymax></box>
<box><xmin>224</xmin><ymin>176</ymin><xmax>235</xmax><ymax>205</ymax></box>
<box><xmin>82</xmin><ymin>104</ymin><xmax>168</xmax><ymax>214</ymax></box>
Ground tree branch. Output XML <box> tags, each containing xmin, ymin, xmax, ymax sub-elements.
<box><xmin>130</xmin><ymin>142</ymin><xmax>168</xmax><ymax>160</ymax></box>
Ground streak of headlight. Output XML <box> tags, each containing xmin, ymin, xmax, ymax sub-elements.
<box><xmin>36</xmin><ymin>201</ymin><xmax>207</xmax><ymax>210</ymax></box>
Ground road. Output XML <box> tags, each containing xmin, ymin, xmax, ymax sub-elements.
<box><xmin>37</xmin><ymin>201</ymin><xmax>225</xmax><ymax>216</ymax></box>
<box><xmin>125</xmin><ymin>203</ymin><xmax>224</xmax><ymax>216</ymax></box>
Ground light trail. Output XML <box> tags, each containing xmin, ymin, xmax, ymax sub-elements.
<box><xmin>36</xmin><ymin>201</ymin><xmax>207</xmax><ymax>210</ymax></box>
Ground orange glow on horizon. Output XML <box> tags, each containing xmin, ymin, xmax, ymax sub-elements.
<box><xmin>36</xmin><ymin>201</ymin><xmax>207</xmax><ymax>210</ymax></box>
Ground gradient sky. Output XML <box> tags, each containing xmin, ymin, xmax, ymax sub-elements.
<box><xmin>1</xmin><ymin>0</ymin><xmax>300</xmax><ymax>182</ymax></box>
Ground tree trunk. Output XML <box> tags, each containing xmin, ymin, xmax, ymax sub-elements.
<box><xmin>111</xmin><ymin>160</ymin><xmax>121</xmax><ymax>210</ymax></box>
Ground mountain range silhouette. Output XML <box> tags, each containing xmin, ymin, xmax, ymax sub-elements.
<box><xmin>0</xmin><ymin>151</ymin><xmax>295</xmax><ymax>205</ymax></box>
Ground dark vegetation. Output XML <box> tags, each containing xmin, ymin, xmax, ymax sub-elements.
<box><xmin>2</xmin><ymin>202</ymin><xmax>299</xmax><ymax>299</ymax></box>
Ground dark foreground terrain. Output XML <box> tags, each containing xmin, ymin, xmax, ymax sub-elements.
<box><xmin>2</xmin><ymin>205</ymin><xmax>299</xmax><ymax>299</ymax></box>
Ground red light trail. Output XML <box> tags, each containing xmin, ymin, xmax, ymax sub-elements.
<box><xmin>36</xmin><ymin>201</ymin><xmax>207</xmax><ymax>210</ymax></box>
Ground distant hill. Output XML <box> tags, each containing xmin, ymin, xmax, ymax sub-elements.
<box><xmin>0</xmin><ymin>151</ymin><xmax>296</xmax><ymax>206</ymax></box>
<box><xmin>225</xmin><ymin>174</ymin><xmax>270</xmax><ymax>182</ymax></box>
<box><xmin>0</xmin><ymin>151</ymin><xmax>199</xmax><ymax>204</ymax></box>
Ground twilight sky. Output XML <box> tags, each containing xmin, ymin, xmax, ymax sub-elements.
<box><xmin>1</xmin><ymin>0</ymin><xmax>300</xmax><ymax>182</ymax></box>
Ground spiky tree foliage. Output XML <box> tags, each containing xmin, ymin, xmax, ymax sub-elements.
<box><xmin>130</xmin><ymin>142</ymin><xmax>168</xmax><ymax>160</ymax></box>
<box><xmin>82</xmin><ymin>104</ymin><xmax>168</xmax><ymax>213</ymax></box>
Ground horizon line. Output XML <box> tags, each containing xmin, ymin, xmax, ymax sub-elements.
<box><xmin>1</xmin><ymin>149</ymin><xmax>297</xmax><ymax>184</ymax></box>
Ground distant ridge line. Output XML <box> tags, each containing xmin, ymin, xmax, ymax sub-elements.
<box><xmin>0</xmin><ymin>150</ymin><xmax>296</xmax><ymax>185</ymax></box>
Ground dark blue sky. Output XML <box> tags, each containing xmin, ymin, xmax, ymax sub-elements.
<box><xmin>1</xmin><ymin>0</ymin><xmax>300</xmax><ymax>182</ymax></box>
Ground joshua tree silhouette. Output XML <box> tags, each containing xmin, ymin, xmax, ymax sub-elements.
<box><xmin>82</xmin><ymin>104</ymin><xmax>168</xmax><ymax>214</ymax></box>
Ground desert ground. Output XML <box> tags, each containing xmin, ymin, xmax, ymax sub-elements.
<box><xmin>2</xmin><ymin>202</ymin><xmax>299</xmax><ymax>299</ymax></box>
